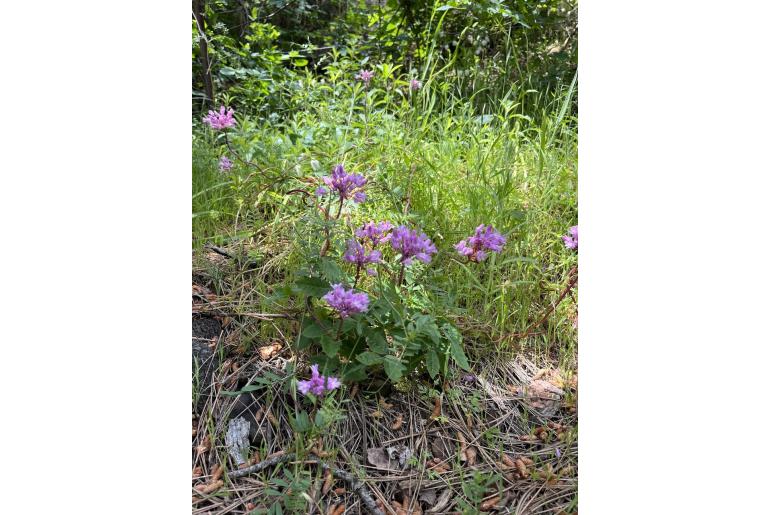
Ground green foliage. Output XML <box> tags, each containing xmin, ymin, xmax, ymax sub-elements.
<box><xmin>192</xmin><ymin>0</ymin><xmax>578</xmax><ymax>387</ymax></box>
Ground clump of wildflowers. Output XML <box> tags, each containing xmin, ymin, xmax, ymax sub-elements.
<box><xmin>355</xmin><ymin>221</ymin><xmax>393</xmax><ymax>246</ymax></box>
<box><xmin>218</xmin><ymin>156</ymin><xmax>233</xmax><ymax>172</ymax></box>
<box><xmin>343</xmin><ymin>239</ymin><xmax>381</xmax><ymax>267</ymax></box>
<box><xmin>410</xmin><ymin>78</ymin><xmax>422</xmax><ymax>91</ymax></box>
<box><xmin>203</xmin><ymin>106</ymin><xmax>236</xmax><ymax>130</ymax></box>
<box><xmin>455</xmin><ymin>224</ymin><xmax>507</xmax><ymax>262</ymax></box>
<box><xmin>390</xmin><ymin>226</ymin><xmax>437</xmax><ymax>266</ymax></box>
<box><xmin>297</xmin><ymin>364</ymin><xmax>341</xmax><ymax>396</ymax></box>
<box><xmin>323</xmin><ymin>284</ymin><xmax>369</xmax><ymax>318</ymax></box>
<box><xmin>356</xmin><ymin>69</ymin><xmax>374</xmax><ymax>85</ymax></box>
<box><xmin>562</xmin><ymin>225</ymin><xmax>578</xmax><ymax>250</ymax></box>
<box><xmin>317</xmin><ymin>164</ymin><xmax>367</xmax><ymax>203</ymax></box>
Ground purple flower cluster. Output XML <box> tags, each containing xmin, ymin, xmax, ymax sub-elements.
<box><xmin>562</xmin><ymin>225</ymin><xmax>578</xmax><ymax>250</ymax></box>
<box><xmin>203</xmin><ymin>106</ymin><xmax>236</xmax><ymax>130</ymax></box>
<box><xmin>317</xmin><ymin>164</ymin><xmax>367</xmax><ymax>203</ymax></box>
<box><xmin>343</xmin><ymin>239</ymin><xmax>382</xmax><ymax>267</ymax></box>
<box><xmin>356</xmin><ymin>69</ymin><xmax>374</xmax><ymax>85</ymax></box>
<box><xmin>390</xmin><ymin>226</ymin><xmax>437</xmax><ymax>266</ymax></box>
<box><xmin>297</xmin><ymin>364</ymin><xmax>341</xmax><ymax>396</ymax></box>
<box><xmin>219</xmin><ymin>156</ymin><xmax>233</xmax><ymax>172</ymax></box>
<box><xmin>410</xmin><ymin>79</ymin><xmax>422</xmax><ymax>91</ymax></box>
<box><xmin>355</xmin><ymin>221</ymin><xmax>393</xmax><ymax>246</ymax></box>
<box><xmin>455</xmin><ymin>225</ymin><xmax>507</xmax><ymax>262</ymax></box>
<box><xmin>323</xmin><ymin>284</ymin><xmax>369</xmax><ymax>318</ymax></box>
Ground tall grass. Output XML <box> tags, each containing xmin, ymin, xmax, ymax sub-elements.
<box><xmin>192</xmin><ymin>45</ymin><xmax>577</xmax><ymax>362</ymax></box>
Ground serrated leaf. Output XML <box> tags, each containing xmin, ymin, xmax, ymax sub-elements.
<box><xmin>302</xmin><ymin>323</ymin><xmax>326</xmax><ymax>338</ymax></box>
<box><xmin>426</xmin><ymin>350</ymin><xmax>440</xmax><ymax>379</ymax></box>
<box><xmin>294</xmin><ymin>276</ymin><xmax>330</xmax><ymax>297</ymax></box>
<box><xmin>320</xmin><ymin>335</ymin><xmax>341</xmax><ymax>357</ymax></box>
<box><xmin>383</xmin><ymin>355</ymin><xmax>406</xmax><ymax>382</ymax></box>
<box><xmin>342</xmin><ymin>363</ymin><xmax>367</xmax><ymax>382</ymax></box>
<box><xmin>444</xmin><ymin>324</ymin><xmax>470</xmax><ymax>371</ymax></box>
<box><xmin>291</xmin><ymin>411</ymin><xmax>311</xmax><ymax>433</ymax></box>
<box><xmin>320</xmin><ymin>258</ymin><xmax>343</xmax><ymax>283</ymax></box>
<box><xmin>367</xmin><ymin>330</ymin><xmax>389</xmax><ymax>354</ymax></box>
<box><xmin>356</xmin><ymin>351</ymin><xmax>383</xmax><ymax>366</ymax></box>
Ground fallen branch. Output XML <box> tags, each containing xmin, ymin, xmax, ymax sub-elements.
<box><xmin>227</xmin><ymin>452</ymin><xmax>385</xmax><ymax>515</ymax></box>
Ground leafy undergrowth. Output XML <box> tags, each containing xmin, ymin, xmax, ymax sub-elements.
<box><xmin>193</xmin><ymin>275</ymin><xmax>577</xmax><ymax>515</ymax></box>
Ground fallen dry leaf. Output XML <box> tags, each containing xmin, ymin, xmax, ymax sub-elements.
<box><xmin>480</xmin><ymin>496</ymin><xmax>501</xmax><ymax>511</ymax></box>
<box><xmin>430</xmin><ymin>396</ymin><xmax>442</xmax><ymax>420</ymax></box>
<box><xmin>515</xmin><ymin>459</ymin><xmax>529</xmax><ymax>478</ymax></box>
<box><xmin>501</xmin><ymin>454</ymin><xmax>516</xmax><ymax>469</ymax></box>
<box><xmin>211</xmin><ymin>464</ymin><xmax>224</xmax><ymax>482</ymax></box>
<box><xmin>426</xmin><ymin>489</ymin><xmax>452</xmax><ymax>513</ymax></box>
<box><xmin>392</xmin><ymin>413</ymin><xmax>404</xmax><ymax>430</ymax></box>
<box><xmin>192</xmin><ymin>466</ymin><xmax>202</xmax><ymax>478</ymax></box>
<box><xmin>195</xmin><ymin>436</ymin><xmax>211</xmax><ymax>455</ymax></box>
<box><xmin>322</xmin><ymin>470</ymin><xmax>334</xmax><ymax>495</ymax></box>
<box><xmin>465</xmin><ymin>445</ymin><xmax>477</xmax><ymax>466</ymax></box>
<box><xmin>520</xmin><ymin>456</ymin><xmax>534</xmax><ymax>466</ymax></box>
<box><xmin>458</xmin><ymin>432</ymin><xmax>468</xmax><ymax>459</ymax></box>
<box><xmin>333</xmin><ymin>487</ymin><xmax>346</xmax><ymax>495</ymax></box>
<box><xmin>195</xmin><ymin>480</ymin><xmax>223</xmax><ymax>495</ymax></box>
<box><xmin>379</xmin><ymin>397</ymin><xmax>394</xmax><ymax>410</ymax></box>
<box><xmin>367</xmin><ymin>447</ymin><xmax>396</xmax><ymax>470</ymax></box>
<box><xmin>266</xmin><ymin>409</ymin><xmax>279</xmax><ymax>428</ymax></box>
<box><xmin>258</xmin><ymin>342</ymin><xmax>283</xmax><ymax>360</ymax></box>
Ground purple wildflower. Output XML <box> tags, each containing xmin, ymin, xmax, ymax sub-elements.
<box><xmin>455</xmin><ymin>225</ymin><xmax>507</xmax><ymax>262</ymax></box>
<box><xmin>323</xmin><ymin>284</ymin><xmax>369</xmax><ymax>318</ymax></box>
<box><xmin>410</xmin><ymin>78</ymin><xmax>422</xmax><ymax>91</ymax></box>
<box><xmin>203</xmin><ymin>106</ymin><xmax>236</xmax><ymax>130</ymax></box>
<box><xmin>555</xmin><ymin>447</ymin><xmax>562</xmax><ymax>458</ymax></box>
<box><xmin>355</xmin><ymin>221</ymin><xmax>393</xmax><ymax>246</ymax></box>
<box><xmin>321</xmin><ymin>164</ymin><xmax>367</xmax><ymax>203</ymax></box>
<box><xmin>356</xmin><ymin>69</ymin><xmax>374</xmax><ymax>85</ymax></box>
<box><xmin>390</xmin><ymin>226</ymin><xmax>437</xmax><ymax>266</ymax></box>
<box><xmin>461</xmin><ymin>374</ymin><xmax>476</xmax><ymax>383</ymax></box>
<box><xmin>315</xmin><ymin>186</ymin><xmax>328</xmax><ymax>197</ymax></box>
<box><xmin>343</xmin><ymin>239</ymin><xmax>382</xmax><ymax>267</ymax></box>
<box><xmin>297</xmin><ymin>364</ymin><xmax>341</xmax><ymax>396</ymax></box>
<box><xmin>218</xmin><ymin>156</ymin><xmax>233</xmax><ymax>172</ymax></box>
<box><xmin>562</xmin><ymin>225</ymin><xmax>578</xmax><ymax>250</ymax></box>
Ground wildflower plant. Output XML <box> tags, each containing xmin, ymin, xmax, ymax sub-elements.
<box><xmin>455</xmin><ymin>224</ymin><xmax>507</xmax><ymax>262</ymax></box>
<box><xmin>286</xmin><ymin>162</ymin><xmax>471</xmax><ymax>386</ymax></box>
<box><xmin>563</xmin><ymin>225</ymin><xmax>578</xmax><ymax>250</ymax></box>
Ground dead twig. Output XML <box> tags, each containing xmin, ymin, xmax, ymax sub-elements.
<box><xmin>227</xmin><ymin>452</ymin><xmax>385</xmax><ymax>515</ymax></box>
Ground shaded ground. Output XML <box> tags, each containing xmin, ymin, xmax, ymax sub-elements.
<box><xmin>192</xmin><ymin>274</ymin><xmax>577</xmax><ymax>515</ymax></box>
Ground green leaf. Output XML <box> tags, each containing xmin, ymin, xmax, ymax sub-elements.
<box><xmin>426</xmin><ymin>350</ymin><xmax>440</xmax><ymax>379</ymax></box>
<box><xmin>291</xmin><ymin>411</ymin><xmax>311</xmax><ymax>433</ymax></box>
<box><xmin>292</xmin><ymin>58</ymin><xmax>309</xmax><ymax>67</ymax></box>
<box><xmin>341</xmin><ymin>363</ymin><xmax>367</xmax><ymax>382</ymax></box>
<box><xmin>302</xmin><ymin>323</ymin><xmax>326</xmax><ymax>338</ymax></box>
<box><xmin>293</xmin><ymin>276</ymin><xmax>330</xmax><ymax>297</ymax></box>
<box><xmin>314</xmin><ymin>409</ymin><xmax>327</xmax><ymax>428</ymax></box>
<box><xmin>383</xmin><ymin>355</ymin><xmax>406</xmax><ymax>382</ymax></box>
<box><xmin>320</xmin><ymin>258</ymin><xmax>343</xmax><ymax>284</ymax></box>
<box><xmin>367</xmin><ymin>330</ymin><xmax>389</xmax><ymax>354</ymax></box>
<box><xmin>443</xmin><ymin>324</ymin><xmax>470</xmax><ymax>371</ymax></box>
<box><xmin>356</xmin><ymin>351</ymin><xmax>383</xmax><ymax>366</ymax></box>
<box><xmin>320</xmin><ymin>335</ymin><xmax>341</xmax><ymax>357</ymax></box>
